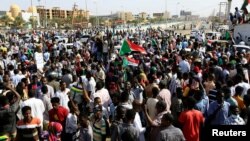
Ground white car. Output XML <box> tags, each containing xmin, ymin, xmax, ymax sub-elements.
<box><xmin>62</xmin><ymin>43</ymin><xmax>73</xmax><ymax>54</ymax></box>
<box><xmin>54</xmin><ymin>36</ymin><xmax>68</xmax><ymax>43</ymax></box>
<box><xmin>233</xmin><ymin>44</ymin><xmax>250</xmax><ymax>53</ymax></box>
<box><xmin>80</xmin><ymin>35</ymin><xmax>90</xmax><ymax>43</ymax></box>
<box><xmin>190</xmin><ymin>29</ymin><xmax>200</xmax><ymax>39</ymax></box>
<box><xmin>205</xmin><ymin>31</ymin><xmax>221</xmax><ymax>40</ymax></box>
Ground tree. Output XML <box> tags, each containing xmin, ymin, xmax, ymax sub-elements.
<box><xmin>211</xmin><ymin>16</ymin><xmax>221</xmax><ymax>23</ymax></box>
<box><xmin>0</xmin><ymin>15</ymin><xmax>12</xmax><ymax>26</ymax></box>
<box><xmin>29</xmin><ymin>17</ymin><xmax>38</xmax><ymax>28</ymax></box>
<box><xmin>47</xmin><ymin>18</ymin><xmax>63</xmax><ymax>28</ymax></box>
<box><xmin>13</xmin><ymin>17</ymin><xmax>26</xmax><ymax>28</ymax></box>
<box><xmin>89</xmin><ymin>16</ymin><xmax>97</xmax><ymax>26</ymax></box>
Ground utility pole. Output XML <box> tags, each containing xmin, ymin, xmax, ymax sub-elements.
<box><xmin>94</xmin><ymin>1</ymin><xmax>98</xmax><ymax>27</ymax></box>
<box><xmin>227</xmin><ymin>0</ymin><xmax>232</xmax><ymax>26</ymax></box>
<box><xmin>72</xmin><ymin>3</ymin><xmax>78</xmax><ymax>27</ymax></box>
<box><xmin>219</xmin><ymin>2</ymin><xmax>228</xmax><ymax>23</ymax></box>
<box><xmin>219</xmin><ymin>3</ymin><xmax>222</xmax><ymax>20</ymax></box>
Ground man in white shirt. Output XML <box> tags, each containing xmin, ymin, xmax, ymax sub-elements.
<box><xmin>84</xmin><ymin>71</ymin><xmax>96</xmax><ymax>97</ymax></box>
<box><xmin>96</xmin><ymin>65</ymin><xmax>105</xmax><ymax>83</ymax></box>
<box><xmin>54</xmin><ymin>81</ymin><xmax>70</xmax><ymax>111</ymax></box>
<box><xmin>91</xmin><ymin>81</ymin><xmax>112</xmax><ymax>110</ymax></box>
<box><xmin>235</xmin><ymin>74</ymin><xmax>250</xmax><ymax>96</ymax></box>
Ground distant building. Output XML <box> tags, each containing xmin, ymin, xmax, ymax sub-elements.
<box><xmin>4</xmin><ymin>4</ymin><xmax>41</xmax><ymax>27</ymax></box>
<box><xmin>172</xmin><ymin>15</ymin><xmax>178</xmax><ymax>19</ymax></box>
<box><xmin>180</xmin><ymin>10</ymin><xmax>192</xmax><ymax>16</ymax></box>
<box><xmin>139</xmin><ymin>12</ymin><xmax>150</xmax><ymax>20</ymax></box>
<box><xmin>6</xmin><ymin>4</ymin><xmax>21</xmax><ymax>20</ymax></box>
<box><xmin>20</xmin><ymin>12</ymin><xmax>40</xmax><ymax>25</ymax></box>
<box><xmin>116</xmin><ymin>11</ymin><xmax>134</xmax><ymax>22</ymax></box>
<box><xmin>186</xmin><ymin>15</ymin><xmax>199</xmax><ymax>20</ymax></box>
<box><xmin>153</xmin><ymin>13</ymin><xmax>164</xmax><ymax>19</ymax></box>
<box><xmin>133</xmin><ymin>12</ymin><xmax>150</xmax><ymax>21</ymax></box>
<box><xmin>36</xmin><ymin>6</ymin><xmax>89</xmax><ymax>20</ymax></box>
<box><xmin>164</xmin><ymin>11</ymin><xmax>171</xmax><ymax>19</ymax></box>
<box><xmin>0</xmin><ymin>11</ymin><xmax>6</xmax><ymax>18</ymax></box>
<box><xmin>36</xmin><ymin>5</ymin><xmax>90</xmax><ymax>26</ymax></box>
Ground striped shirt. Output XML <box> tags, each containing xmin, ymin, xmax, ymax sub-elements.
<box><xmin>208</xmin><ymin>89</ymin><xmax>217</xmax><ymax>103</ymax></box>
<box><xmin>16</xmin><ymin>118</ymin><xmax>41</xmax><ymax>141</ymax></box>
<box><xmin>92</xmin><ymin>118</ymin><xmax>106</xmax><ymax>141</ymax></box>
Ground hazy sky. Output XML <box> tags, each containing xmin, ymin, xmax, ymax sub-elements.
<box><xmin>0</xmin><ymin>0</ymin><xmax>244</xmax><ymax>17</ymax></box>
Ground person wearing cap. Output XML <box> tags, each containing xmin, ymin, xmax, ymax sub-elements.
<box><xmin>156</xmin><ymin>113</ymin><xmax>185</xmax><ymax>141</ymax></box>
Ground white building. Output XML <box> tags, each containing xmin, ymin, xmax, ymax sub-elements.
<box><xmin>20</xmin><ymin>12</ymin><xmax>40</xmax><ymax>26</ymax></box>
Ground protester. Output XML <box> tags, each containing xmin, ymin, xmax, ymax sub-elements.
<box><xmin>157</xmin><ymin>113</ymin><xmax>185</xmax><ymax>141</ymax></box>
<box><xmin>16</xmin><ymin>106</ymin><xmax>42</xmax><ymax>141</ymax></box>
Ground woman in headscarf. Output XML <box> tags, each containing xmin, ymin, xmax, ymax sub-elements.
<box><xmin>42</xmin><ymin>122</ymin><xmax>63</xmax><ymax>141</ymax></box>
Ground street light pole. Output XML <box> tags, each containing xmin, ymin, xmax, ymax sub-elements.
<box><xmin>176</xmin><ymin>2</ymin><xmax>180</xmax><ymax>17</ymax></box>
<box><xmin>93</xmin><ymin>1</ymin><xmax>97</xmax><ymax>26</ymax></box>
<box><xmin>85</xmin><ymin>0</ymin><xmax>88</xmax><ymax>22</ymax></box>
<box><xmin>165</xmin><ymin>0</ymin><xmax>168</xmax><ymax>28</ymax></box>
<box><xmin>31</xmin><ymin>0</ymin><xmax>34</xmax><ymax>29</ymax></box>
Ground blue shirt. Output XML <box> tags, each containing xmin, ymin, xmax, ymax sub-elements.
<box><xmin>207</xmin><ymin>101</ymin><xmax>230</xmax><ymax>125</ymax></box>
<box><xmin>21</xmin><ymin>54</ymin><xmax>28</xmax><ymax>62</ymax></box>
<box><xmin>182</xmin><ymin>41</ymin><xmax>188</xmax><ymax>49</ymax></box>
<box><xmin>195</xmin><ymin>98</ymin><xmax>209</xmax><ymax>117</ymax></box>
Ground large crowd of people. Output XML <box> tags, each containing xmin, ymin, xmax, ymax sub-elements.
<box><xmin>0</xmin><ymin>13</ymin><xmax>250</xmax><ymax>141</ymax></box>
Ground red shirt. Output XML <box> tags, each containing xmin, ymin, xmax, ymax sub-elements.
<box><xmin>49</xmin><ymin>106</ymin><xmax>68</xmax><ymax>127</ymax></box>
<box><xmin>179</xmin><ymin>109</ymin><xmax>204</xmax><ymax>141</ymax></box>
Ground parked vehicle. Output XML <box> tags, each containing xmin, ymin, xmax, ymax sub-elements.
<box><xmin>80</xmin><ymin>35</ymin><xmax>90</xmax><ymax>43</ymax></box>
<box><xmin>54</xmin><ymin>36</ymin><xmax>68</xmax><ymax>43</ymax></box>
<box><xmin>233</xmin><ymin>44</ymin><xmax>250</xmax><ymax>53</ymax></box>
<box><xmin>205</xmin><ymin>31</ymin><xmax>221</xmax><ymax>40</ymax></box>
<box><xmin>190</xmin><ymin>29</ymin><xmax>200</xmax><ymax>39</ymax></box>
